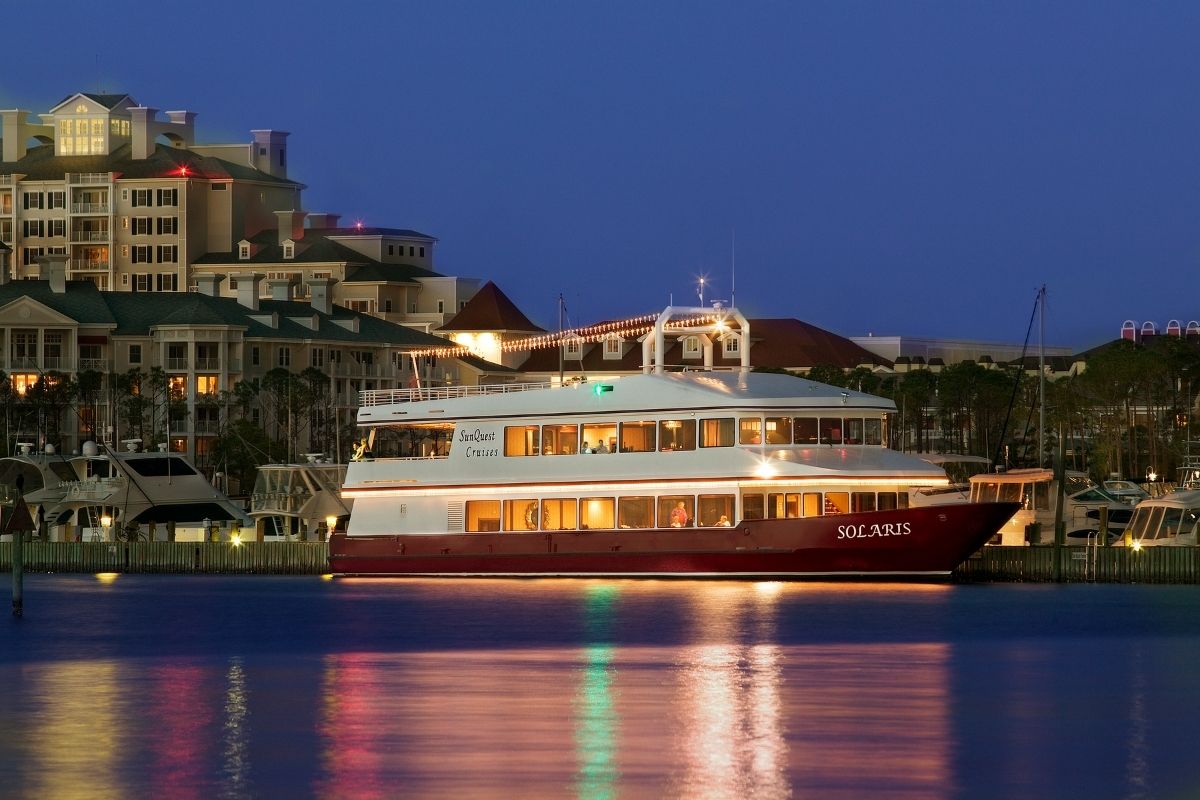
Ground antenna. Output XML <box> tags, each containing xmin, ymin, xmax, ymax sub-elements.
<box><xmin>730</xmin><ymin>229</ymin><xmax>736</xmax><ymax>307</ymax></box>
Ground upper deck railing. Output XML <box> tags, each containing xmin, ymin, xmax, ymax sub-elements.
<box><xmin>359</xmin><ymin>381</ymin><xmax>557</xmax><ymax>407</ymax></box>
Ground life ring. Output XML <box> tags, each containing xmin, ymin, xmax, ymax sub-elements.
<box><xmin>524</xmin><ymin>502</ymin><xmax>540</xmax><ymax>530</ymax></box>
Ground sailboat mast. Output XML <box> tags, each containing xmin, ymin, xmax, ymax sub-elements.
<box><xmin>1038</xmin><ymin>284</ymin><xmax>1046</xmax><ymax>468</ymax></box>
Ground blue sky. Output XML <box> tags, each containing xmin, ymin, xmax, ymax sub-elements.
<box><xmin>5</xmin><ymin>1</ymin><xmax>1199</xmax><ymax>349</ymax></box>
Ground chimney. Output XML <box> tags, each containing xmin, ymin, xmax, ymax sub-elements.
<box><xmin>307</xmin><ymin>277</ymin><xmax>337</xmax><ymax>315</ymax></box>
<box><xmin>274</xmin><ymin>210</ymin><xmax>307</xmax><ymax>245</ymax></box>
<box><xmin>237</xmin><ymin>273</ymin><xmax>264</xmax><ymax>310</ymax></box>
<box><xmin>267</xmin><ymin>278</ymin><xmax>293</xmax><ymax>302</ymax></box>
<box><xmin>163</xmin><ymin>110</ymin><xmax>197</xmax><ymax>147</ymax></box>
<box><xmin>1</xmin><ymin>110</ymin><xmax>43</xmax><ymax>161</ymax></box>
<box><xmin>305</xmin><ymin>212</ymin><xmax>341</xmax><ymax>230</ymax></box>
<box><xmin>39</xmin><ymin>253</ymin><xmax>69</xmax><ymax>294</ymax></box>
<box><xmin>194</xmin><ymin>273</ymin><xmax>225</xmax><ymax>297</ymax></box>
<box><xmin>250</xmin><ymin>129</ymin><xmax>290</xmax><ymax>179</ymax></box>
<box><xmin>129</xmin><ymin>106</ymin><xmax>159</xmax><ymax>160</ymax></box>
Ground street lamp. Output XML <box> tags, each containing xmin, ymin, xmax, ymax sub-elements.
<box><xmin>324</xmin><ymin>515</ymin><xmax>338</xmax><ymax>542</ymax></box>
<box><xmin>100</xmin><ymin>514</ymin><xmax>112</xmax><ymax>542</ymax></box>
<box><xmin>1147</xmin><ymin>467</ymin><xmax>1158</xmax><ymax>484</ymax></box>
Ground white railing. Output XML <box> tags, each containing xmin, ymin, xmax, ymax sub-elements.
<box><xmin>80</xmin><ymin>358</ymin><xmax>107</xmax><ymax>371</ymax></box>
<box><xmin>71</xmin><ymin>230</ymin><xmax>109</xmax><ymax>242</ymax></box>
<box><xmin>67</xmin><ymin>173</ymin><xmax>111</xmax><ymax>185</ymax></box>
<box><xmin>71</xmin><ymin>203</ymin><xmax>109</xmax><ymax>214</ymax></box>
<box><xmin>62</xmin><ymin>476</ymin><xmax>127</xmax><ymax>500</ymax></box>
<box><xmin>71</xmin><ymin>259</ymin><xmax>108</xmax><ymax>271</ymax></box>
<box><xmin>167</xmin><ymin>358</ymin><xmax>188</xmax><ymax>370</ymax></box>
<box><xmin>195</xmin><ymin>357</ymin><xmax>220</xmax><ymax>370</ymax></box>
<box><xmin>0</xmin><ymin>174</ymin><xmax>13</xmax><ymax>185</ymax></box>
<box><xmin>359</xmin><ymin>381</ymin><xmax>556</xmax><ymax>407</ymax></box>
<box><xmin>42</xmin><ymin>356</ymin><xmax>66</xmax><ymax>369</ymax></box>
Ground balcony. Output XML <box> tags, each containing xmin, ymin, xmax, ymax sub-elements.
<box><xmin>166</xmin><ymin>358</ymin><xmax>188</xmax><ymax>371</ymax></box>
<box><xmin>195</xmin><ymin>357</ymin><xmax>220</xmax><ymax>370</ymax></box>
<box><xmin>193</xmin><ymin>420</ymin><xmax>221</xmax><ymax>435</ymax></box>
<box><xmin>71</xmin><ymin>203</ymin><xmax>110</xmax><ymax>214</ymax></box>
<box><xmin>67</xmin><ymin>173</ymin><xmax>112</xmax><ymax>185</ymax></box>
<box><xmin>79</xmin><ymin>358</ymin><xmax>107</xmax><ymax>371</ymax></box>
<box><xmin>71</xmin><ymin>259</ymin><xmax>108</xmax><ymax>272</ymax></box>
<box><xmin>42</xmin><ymin>356</ymin><xmax>67</xmax><ymax>369</ymax></box>
<box><xmin>0</xmin><ymin>175</ymin><xmax>12</xmax><ymax>186</ymax></box>
<box><xmin>71</xmin><ymin>230</ymin><xmax>110</xmax><ymax>243</ymax></box>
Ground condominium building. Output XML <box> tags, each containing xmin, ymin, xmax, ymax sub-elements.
<box><xmin>0</xmin><ymin>92</ymin><xmax>481</xmax><ymax>330</ymax></box>
<box><xmin>0</xmin><ymin>255</ymin><xmax>509</xmax><ymax>464</ymax></box>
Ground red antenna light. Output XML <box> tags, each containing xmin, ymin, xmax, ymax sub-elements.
<box><xmin>354</xmin><ymin>220</ymin><xmax>364</xmax><ymax>231</ymax></box>
<box><xmin>178</xmin><ymin>165</ymin><xmax>189</xmax><ymax>177</ymax></box>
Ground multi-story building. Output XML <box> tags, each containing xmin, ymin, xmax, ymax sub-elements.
<box><xmin>0</xmin><ymin>92</ymin><xmax>481</xmax><ymax>329</ymax></box>
<box><xmin>0</xmin><ymin>254</ymin><xmax>501</xmax><ymax>464</ymax></box>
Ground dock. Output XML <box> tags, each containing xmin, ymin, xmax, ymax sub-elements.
<box><xmin>2</xmin><ymin>542</ymin><xmax>1200</xmax><ymax>582</ymax></box>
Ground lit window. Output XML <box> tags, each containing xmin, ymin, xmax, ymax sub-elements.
<box><xmin>196</xmin><ymin>375</ymin><xmax>219</xmax><ymax>395</ymax></box>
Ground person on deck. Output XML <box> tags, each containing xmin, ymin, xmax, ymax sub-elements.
<box><xmin>670</xmin><ymin>501</ymin><xmax>689</xmax><ymax>527</ymax></box>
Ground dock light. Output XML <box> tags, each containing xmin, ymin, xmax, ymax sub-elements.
<box><xmin>230</xmin><ymin>531</ymin><xmax>242</xmax><ymax>547</ymax></box>
<box><xmin>100</xmin><ymin>515</ymin><xmax>113</xmax><ymax>540</ymax></box>
<box><xmin>1147</xmin><ymin>468</ymin><xmax>1157</xmax><ymax>483</ymax></box>
<box><xmin>1131</xmin><ymin>540</ymin><xmax>1143</xmax><ymax>552</ymax></box>
<box><xmin>325</xmin><ymin>515</ymin><xmax>339</xmax><ymax>537</ymax></box>
<box><xmin>755</xmin><ymin>462</ymin><xmax>777</xmax><ymax>480</ymax></box>
<box><xmin>593</xmin><ymin>384</ymin><xmax>614</xmax><ymax>396</ymax></box>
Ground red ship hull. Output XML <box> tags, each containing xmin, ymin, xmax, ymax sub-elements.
<box><xmin>329</xmin><ymin>501</ymin><xmax>1019</xmax><ymax>578</ymax></box>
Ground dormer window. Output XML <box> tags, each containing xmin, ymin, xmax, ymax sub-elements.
<box><xmin>603</xmin><ymin>335</ymin><xmax>622</xmax><ymax>360</ymax></box>
<box><xmin>283</xmin><ymin>240</ymin><xmax>295</xmax><ymax>260</ymax></box>
<box><xmin>564</xmin><ymin>336</ymin><xmax>583</xmax><ymax>358</ymax></box>
<box><xmin>239</xmin><ymin>243</ymin><xmax>250</xmax><ymax>260</ymax></box>
<box><xmin>682</xmin><ymin>336</ymin><xmax>701</xmax><ymax>359</ymax></box>
<box><xmin>723</xmin><ymin>334</ymin><xmax>740</xmax><ymax>356</ymax></box>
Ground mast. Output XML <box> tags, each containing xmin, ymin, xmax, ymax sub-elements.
<box><xmin>1038</xmin><ymin>285</ymin><xmax>1046</xmax><ymax>468</ymax></box>
<box><xmin>558</xmin><ymin>294</ymin><xmax>564</xmax><ymax>386</ymax></box>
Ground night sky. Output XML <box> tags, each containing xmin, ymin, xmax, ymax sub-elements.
<box><xmin>6</xmin><ymin>1</ymin><xmax>1199</xmax><ymax>349</ymax></box>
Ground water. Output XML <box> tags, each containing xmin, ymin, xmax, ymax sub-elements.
<box><xmin>2</xmin><ymin>576</ymin><xmax>1200</xmax><ymax>799</ymax></box>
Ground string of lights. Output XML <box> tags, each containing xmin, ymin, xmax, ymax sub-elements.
<box><xmin>407</xmin><ymin>312</ymin><xmax>735</xmax><ymax>359</ymax></box>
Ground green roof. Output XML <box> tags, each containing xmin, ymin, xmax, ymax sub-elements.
<box><xmin>0</xmin><ymin>142</ymin><xmax>299</xmax><ymax>186</ymax></box>
<box><xmin>0</xmin><ymin>280</ymin><xmax>451</xmax><ymax>348</ymax></box>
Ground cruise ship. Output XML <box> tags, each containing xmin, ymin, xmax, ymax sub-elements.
<box><xmin>330</xmin><ymin>307</ymin><xmax>1018</xmax><ymax>577</ymax></box>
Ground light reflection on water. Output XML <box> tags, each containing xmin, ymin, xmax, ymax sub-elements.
<box><xmin>3</xmin><ymin>576</ymin><xmax>1200</xmax><ymax>798</ymax></box>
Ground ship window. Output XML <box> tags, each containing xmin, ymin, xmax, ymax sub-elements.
<box><xmin>698</xmin><ymin>494</ymin><xmax>735</xmax><ymax>527</ymax></box>
<box><xmin>739</xmin><ymin>418</ymin><xmax>762</xmax><ymax>445</ymax></box>
<box><xmin>659</xmin><ymin>419</ymin><xmax>696</xmax><ymax>451</ymax></box>
<box><xmin>897</xmin><ymin>492</ymin><xmax>909</xmax><ymax>509</ymax></box>
<box><xmin>865</xmin><ymin>418</ymin><xmax>883</xmax><ymax>446</ymax></box>
<box><xmin>1158</xmin><ymin>508</ymin><xmax>1184</xmax><ymax>540</ymax></box>
<box><xmin>581</xmin><ymin>423</ymin><xmax>616</xmax><ymax>454</ymax></box>
<box><xmin>541</xmin><ymin>498</ymin><xmax>577</xmax><ymax>531</ymax></box>
<box><xmin>999</xmin><ymin>483</ymin><xmax>1022</xmax><ymax>503</ymax></box>
<box><xmin>803</xmin><ymin>493</ymin><xmax>823</xmax><ymax>517</ymax></box>
<box><xmin>819</xmin><ymin>418</ymin><xmax>843</xmax><ymax>445</ymax></box>
<box><xmin>465</xmin><ymin>500</ymin><xmax>501</xmax><ymax>532</ymax></box>
<box><xmin>852</xmin><ymin>492</ymin><xmax>876</xmax><ymax>513</ymax></box>
<box><xmin>785</xmin><ymin>493</ymin><xmax>802</xmax><ymax>518</ymax></box>
<box><xmin>793</xmin><ymin>418</ymin><xmax>818</xmax><ymax>445</ymax></box>
<box><xmin>619</xmin><ymin>421</ymin><xmax>656</xmax><ymax>453</ymax></box>
<box><xmin>1143</xmin><ymin>507</ymin><xmax>1165</xmax><ymax>541</ymax></box>
<box><xmin>618</xmin><ymin>497</ymin><xmax>654</xmax><ymax>529</ymax></box>
<box><xmin>504</xmin><ymin>425</ymin><xmax>540</xmax><ymax>457</ymax></box>
<box><xmin>878</xmin><ymin>492</ymin><xmax>898</xmax><ymax>511</ymax></box>
<box><xmin>766</xmin><ymin>493</ymin><xmax>785</xmax><ymax>519</ymax></box>
<box><xmin>1027</xmin><ymin>479</ymin><xmax>1046</xmax><ymax>510</ymax></box>
<box><xmin>700</xmin><ymin>417</ymin><xmax>734</xmax><ymax>448</ymax></box>
<box><xmin>580</xmin><ymin>497</ymin><xmax>615</xmax><ymax>530</ymax></box>
<box><xmin>503</xmin><ymin>499</ymin><xmax>539</xmax><ymax>531</ymax></box>
<box><xmin>845</xmin><ymin>419</ymin><xmax>864</xmax><ymax>445</ymax></box>
<box><xmin>126</xmin><ymin>457</ymin><xmax>198</xmax><ymax>477</ymax></box>
<box><xmin>1127</xmin><ymin>508</ymin><xmax>1153</xmax><ymax>540</ymax></box>
<box><xmin>972</xmin><ymin>481</ymin><xmax>1000</xmax><ymax>503</ymax></box>
<box><xmin>742</xmin><ymin>493</ymin><xmax>765</xmax><ymax>520</ymax></box>
<box><xmin>824</xmin><ymin>492</ymin><xmax>849</xmax><ymax>515</ymax></box>
<box><xmin>541</xmin><ymin>424</ymin><xmax>579</xmax><ymax>455</ymax></box>
<box><xmin>764</xmin><ymin>417</ymin><xmax>791</xmax><ymax>444</ymax></box>
<box><xmin>659</xmin><ymin>495</ymin><xmax>695</xmax><ymax>528</ymax></box>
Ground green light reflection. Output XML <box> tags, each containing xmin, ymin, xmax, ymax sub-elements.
<box><xmin>575</xmin><ymin>583</ymin><xmax>620</xmax><ymax>800</ymax></box>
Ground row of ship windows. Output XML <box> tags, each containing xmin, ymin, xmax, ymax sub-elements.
<box><xmin>503</xmin><ymin>415</ymin><xmax>886</xmax><ymax>455</ymax></box>
<box><xmin>463</xmin><ymin>490</ymin><xmax>911</xmax><ymax>532</ymax></box>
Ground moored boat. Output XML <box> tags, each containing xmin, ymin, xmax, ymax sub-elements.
<box><xmin>331</xmin><ymin>307</ymin><xmax>1018</xmax><ymax>578</ymax></box>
